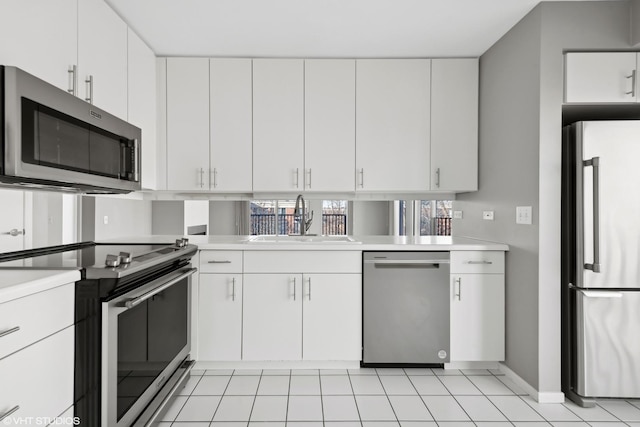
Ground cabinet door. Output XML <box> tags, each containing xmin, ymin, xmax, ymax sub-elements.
<box><xmin>78</xmin><ymin>0</ymin><xmax>128</xmax><ymax>119</ymax></box>
<box><xmin>166</xmin><ymin>58</ymin><xmax>210</xmax><ymax>190</ymax></box>
<box><xmin>198</xmin><ymin>274</ymin><xmax>243</xmax><ymax>361</ymax></box>
<box><xmin>304</xmin><ymin>60</ymin><xmax>356</xmax><ymax>192</ymax></box>
<box><xmin>243</xmin><ymin>274</ymin><xmax>302</xmax><ymax>360</ymax></box>
<box><xmin>450</xmin><ymin>274</ymin><xmax>504</xmax><ymax>361</ymax></box>
<box><xmin>0</xmin><ymin>0</ymin><xmax>77</xmax><ymax>92</ymax></box>
<box><xmin>253</xmin><ymin>59</ymin><xmax>304</xmax><ymax>192</ymax></box>
<box><xmin>431</xmin><ymin>58</ymin><xmax>478</xmax><ymax>192</ymax></box>
<box><xmin>356</xmin><ymin>59</ymin><xmax>431</xmax><ymax>192</ymax></box>
<box><xmin>302</xmin><ymin>274</ymin><xmax>361</xmax><ymax>361</ymax></box>
<box><xmin>210</xmin><ymin>59</ymin><xmax>253</xmax><ymax>192</ymax></box>
<box><xmin>565</xmin><ymin>52</ymin><xmax>638</xmax><ymax>103</ymax></box>
<box><xmin>0</xmin><ymin>327</ymin><xmax>74</xmax><ymax>423</ymax></box>
<box><xmin>128</xmin><ymin>28</ymin><xmax>157</xmax><ymax>190</ymax></box>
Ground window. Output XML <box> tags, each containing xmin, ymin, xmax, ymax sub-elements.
<box><xmin>396</xmin><ymin>200</ymin><xmax>452</xmax><ymax>236</ymax></box>
<box><xmin>250</xmin><ymin>200</ymin><xmax>348</xmax><ymax>235</ymax></box>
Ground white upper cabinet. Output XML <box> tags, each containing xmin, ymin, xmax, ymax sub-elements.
<box><xmin>565</xmin><ymin>52</ymin><xmax>638</xmax><ymax>103</ymax></box>
<box><xmin>253</xmin><ymin>59</ymin><xmax>304</xmax><ymax>192</ymax></box>
<box><xmin>78</xmin><ymin>0</ymin><xmax>128</xmax><ymax>120</ymax></box>
<box><xmin>304</xmin><ymin>59</ymin><xmax>356</xmax><ymax>192</ymax></box>
<box><xmin>166</xmin><ymin>58</ymin><xmax>210</xmax><ymax>190</ymax></box>
<box><xmin>430</xmin><ymin>58</ymin><xmax>478</xmax><ymax>192</ymax></box>
<box><xmin>0</xmin><ymin>0</ymin><xmax>77</xmax><ymax>92</ymax></box>
<box><xmin>127</xmin><ymin>28</ymin><xmax>157</xmax><ymax>190</ymax></box>
<box><xmin>356</xmin><ymin>59</ymin><xmax>431</xmax><ymax>192</ymax></box>
<box><xmin>210</xmin><ymin>59</ymin><xmax>253</xmax><ymax>192</ymax></box>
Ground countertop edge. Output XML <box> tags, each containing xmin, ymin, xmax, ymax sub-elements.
<box><xmin>0</xmin><ymin>269</ymin><xmax>81</xmax><ymax>304</ymax></box>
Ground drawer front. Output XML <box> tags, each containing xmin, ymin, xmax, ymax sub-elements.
<box><xmin>200</xmin><ymin>250</ymin><xmax>243</xmax><ymax>273</ymax></box>
<box><xmin>0</xmin><ymin>283</ymin><xmax>74</xmax><ymax>360</ymax></box>
<box><xmin>244</xmin><ymin>251</ymin><xmax>361</xmax><ymax>273</ymax></box>
<box><xmin>0</xmin><ymin>326</ymin><xmax>74</xmax><ymax>423</ymax></box>
<box><xmin>450</xmin><ymin>251</ymin><xmax>504</xmax><ymax>274</ymax></box>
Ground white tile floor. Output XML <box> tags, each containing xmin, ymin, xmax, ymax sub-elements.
<box><xmin>156</xmin><ymin>368</ymin><xmax>640</xmax><ymax>427</ymax></box>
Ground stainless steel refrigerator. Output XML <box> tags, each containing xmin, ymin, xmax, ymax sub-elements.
<box><xmin>562</xmin><ymin>120</ymin><xmax>640</xmax><ymax>407</ymax></box>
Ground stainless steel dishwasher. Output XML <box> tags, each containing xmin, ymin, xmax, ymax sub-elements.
<box><xmin>363</xmin><ymin>251</ymin><xmax>450</xmax><ymax>366</ymax></box>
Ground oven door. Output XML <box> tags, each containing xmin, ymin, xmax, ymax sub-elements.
<box><xmin>102</xmin><ymin>266</ymin><xmax>196</xmax><ymax>427</ymax></box>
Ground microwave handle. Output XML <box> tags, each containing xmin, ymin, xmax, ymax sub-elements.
<box><xmin>134</xmin><ymin>138</ymin><xmax>140</xmax><ymax>182</ymax></box>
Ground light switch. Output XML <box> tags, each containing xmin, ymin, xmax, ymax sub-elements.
<box><xmin>453</xmin><ymin>210</ymin><xmax>463</xmax><ymax>219</ymax></box>
<box><xmin>482</xmin><ymin>211</ymin><xmax>494</xmax><ymax>220</ymax></box>
<box><xmin>516</xmin><ymin>206</ymin><xmax>532</xmax><ymax>225</ymax></box>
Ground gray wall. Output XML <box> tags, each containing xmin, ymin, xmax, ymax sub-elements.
<box><xmin>91</xmin><ymin>196</ymin><xmax>153</xmax><ymax>240</ymax></box>
<box><xmin>350</xmin><ymin>201</ymin><xmax>391</xmax><ymax>235</ymax></box>
<box><xmin>455</xmin><ymin>1</ymin><xmax>630</xmax><ymax>394</ymax></box>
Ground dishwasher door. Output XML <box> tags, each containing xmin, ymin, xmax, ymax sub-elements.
<box><xmin>363</xmin><ymin>251</ymin><xmax>450</xmax><ymax>365</ymax></box>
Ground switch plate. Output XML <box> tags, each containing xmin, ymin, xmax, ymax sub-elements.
<box><xmin>482</xmin><ymin>211</ymin><xmax>494</xmax><ymax>220</ymax></box>
<box><xmin>516</xmin><ymin>206</ymin><xmax>532</xmax><ymax>225</ymax></box>
<box><xmin>103</xmin><ymin>215</ymin><xmax>109</xmax><ymax>225</ymax></box>
<box><xmin>453</xmin><ymin>210</ymin><xmax>463</xmax><ymax>219</ymax></box>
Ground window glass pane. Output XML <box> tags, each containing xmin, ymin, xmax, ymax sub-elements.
<box><xmin>277</xmin><ymin>200</ymin><xmax>299</xmax><ymax>235</ymax></box>
<box><xmin>398</xmin><ymin>200</ymin><xmax>407</xmax><ymax>236</ymax></box>
<box><xmin>250</xmin><ymin>200</ymin><xmax>276</xmax><ymax>235</ymax></box>
<box><xmin>419</xmin><ymin>200</ymin><xmax>452</xmax><ymax>236</ymax></box>
<box><xmin>322</xmin><ymin>200</ymin><xmax>347</xmax><ymax>235</ymax></box>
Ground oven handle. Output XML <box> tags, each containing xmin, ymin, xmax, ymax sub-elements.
<box><xmin>124</xmin><ymin>268</ymin><xmax>197</xmax><ymax>309</ymax></box>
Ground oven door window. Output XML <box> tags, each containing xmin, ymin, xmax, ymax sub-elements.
<box><xmin>116</xmin><ymin>278</ymin><xmax>188</xmax><ymax>421</ymax></box>
<box><xmin>21</xmin><ymin>97</ymin><xmax>127</xmax><ymax>179</ymax></box>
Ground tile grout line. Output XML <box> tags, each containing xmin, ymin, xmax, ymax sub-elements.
<box><xmin>346</xmin><ymin>368</ymin><xmax>365</xmax><ymax>427</ymax></box>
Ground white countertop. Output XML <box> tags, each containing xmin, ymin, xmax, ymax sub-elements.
<box><xmin>98</xmin><ymin>235</ymin><xmax>509</xmax><ymax>251</ymax></box>
<box><xmin>0</xmin><ymin>269</ymin><xmax>81</xmax><ymax>304</ymax></box>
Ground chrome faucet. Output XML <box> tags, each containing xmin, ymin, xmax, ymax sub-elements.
<box><xmin>293</xmin><ymin>194</ymin><xmax>314</xmax><ymax>235</ymax></box>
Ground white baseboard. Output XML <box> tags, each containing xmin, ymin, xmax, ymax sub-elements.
<box><xmin>499</xmin><ymin>362</ymin><xmax>565</xmax><ymax>403</ymax></box>
<box><xmin>195</xmin><ymin>360</ymin><xmax>361</xmax><ymax>370</ymax></box>
<box><xmin>445</xmin><ymin>361</ymin><xmax>500</xmax><ymax>370</ymax></box>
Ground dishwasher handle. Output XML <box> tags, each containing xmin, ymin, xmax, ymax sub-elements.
<box><xmin>366</xmin><ymin>259</ymin><xmax>449</xmax><ymax>268</ymax></box>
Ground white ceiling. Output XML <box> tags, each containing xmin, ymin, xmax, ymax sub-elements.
<box><xmin>106</xmin><ymin>0</ymin><xmax>617</xmax><ymax>58</ymax></box>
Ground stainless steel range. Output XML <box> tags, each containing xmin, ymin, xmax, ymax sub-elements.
<box><xmin>0</xmin><ymin>239</ymin><xmax>198</xmax><ymax>426</ymax></box>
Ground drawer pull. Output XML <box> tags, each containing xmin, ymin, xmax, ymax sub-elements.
<box><xmin>455</xmin><ymin>277</ymin><xmax>462</xmax><ymax>300</ymax></box>
<box><xmin>208</xmin><ymin>260</ymin><xmax>232</xmax><ymax>264</ymax></box>
<box><xmin>466</xmin><ymin>260</ymin><xmax>493</xmax><ymax>265</ymax></box>
<box><xmin>0</xmin><ymin>326</ymin><xmax>20</xmax><ymax>338</ymax></box>
<box><xmin>0</xmin><ymin>405</ymin><xmax>20</xmax><ymax>422</ymax></box>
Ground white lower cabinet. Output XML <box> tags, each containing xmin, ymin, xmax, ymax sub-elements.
<box><xmin>243</xmin><ymin>274</ymin><xmax>303</xmax><ymax>361</ymax></box>
<box><xmin>198</xmin><ymin>274</ymin><xmax>243</xmax><ymax>361</ymax></box>
<box><xmin>302</xmin><ymin>274</ymin><xmax>361</xmax><ymax>361</ymax></box>
<box><xmin>0</xmin><ymin>323</ymin><xmax>74</xmax><ymax>424</ymax></box>
<box><xmin>450</xmin><ymin>251</ymin><xmax>505</xmax><ymax>362</ymax></box>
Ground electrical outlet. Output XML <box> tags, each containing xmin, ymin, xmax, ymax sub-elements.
<box><xmin>103</xmin><ymin>215</ymin><xmax>109</xmax><ymax>225</ymax></box>
<box><xmin>482</xmin><ymin>211</ymin><xmax>494</xmax><ymax>220</ymax></box>
<box><xmin>516</xmin><ymin>206</ymin><xmax>532</xmax><ymax>225</ymax></box>
<box><xmin>453</xmin><ymin>210</ymin><xmax>463</xmax><ymax>219</ymax></box>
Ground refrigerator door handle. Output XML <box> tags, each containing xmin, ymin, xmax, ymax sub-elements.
<box><xmin>583</xmin><ymin>157</ymin><xmax>601</xmax><ymax>273</ymax></box>
<box><xmin>580</xmin><ymin>290</ymin><xmax>623</xmax><ymax>298</ymax></box>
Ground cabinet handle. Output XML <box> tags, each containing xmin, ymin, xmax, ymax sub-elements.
<box><xmin>455</xmin><ymin>277</ymin><xmax>462</xmax><ymax>300</ymax></box>
<box><xmin>307</xmin><ymin>168</ymin><xmax>312</xmax><ymax>189</ymax></box>
<box><xmin>436</xmin><ymin>168</ymin><xmax>441</xmax><ymax>188</ymax></box>
<box><xmin>466</xmin><ymin>260</ymin><xmax>493</xmax><ymax>265</ymax></box>
<box><xmin>0</xmin><ymin>405</ymin><xmax>20</xmax><ymax>422</ymax></box>
<box><xmin>626</xmin><ymin>70</ymin><xmax>637</xmax><ymax>97</ymax></box>
<box><xmin>85</xmin><ymin>75</ymin><xmax>93</xmax><ymax>104</ymax></box>
<box><xmin>68</xmin><ymin>65</ymin><xmax>77</xmax><ymax>96</ymax></box>
<box><xmin>208</xmin><ymin>260</ymin><xmax>231</xmax><ymax>264</ymax></box>
<box><xmin>359</xmin><ymin>168</ymin><xmax>364</xmax><ymax>188</ymax></box>
<box><xmin>293</xmin><ymin>277</ymin><xmax>297</xmax><ymax>300</ymax></box>
<box><xmin>2</xmin><ymin>229</ymin><xmax>25</xmax><ymax>237</ymax></box>
<box><xmin>307</xmin><ymin>277</ymin><xmax>312</xmax><ymax>301</ymax></box>
<box><xmin>199</xmin><ymin>168</ymin><xmax>205</xmax><ymax>188</ymax></box>
<box><xmin>231</xmin><ymin>277</ymin><xmax>236</xmax><ymax>301</ymax></box>
<box><xmin>213</xmin><ymin>168</ymin><xmax>218</xmax><ymax>188</ymax></box>
<box><xmin>294</xmin><ymin>168</ymin><xmax>300</xmax><ymax>188</ymax></box>
<box><xmin>0</xmin><ymin>326</ymin><xmax>20</xmax><ymax>338</ymax></box>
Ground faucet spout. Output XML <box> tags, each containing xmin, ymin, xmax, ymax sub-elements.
<box><xmin>294</xmin><ymin>194</ymin><xmax>313</xmax><ymax>235</ymax></box>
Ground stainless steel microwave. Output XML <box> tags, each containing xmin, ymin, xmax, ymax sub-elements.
<box><xmin>0</xmin><ymin>66</ymin><xmax>141</xmax><ymax>193</ymax></box>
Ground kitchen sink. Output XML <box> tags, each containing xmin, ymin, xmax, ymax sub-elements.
<box><xmin>247</xmin><ymin>235</ymin><xmax>361</xmax><ymax>244</ymax></box>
